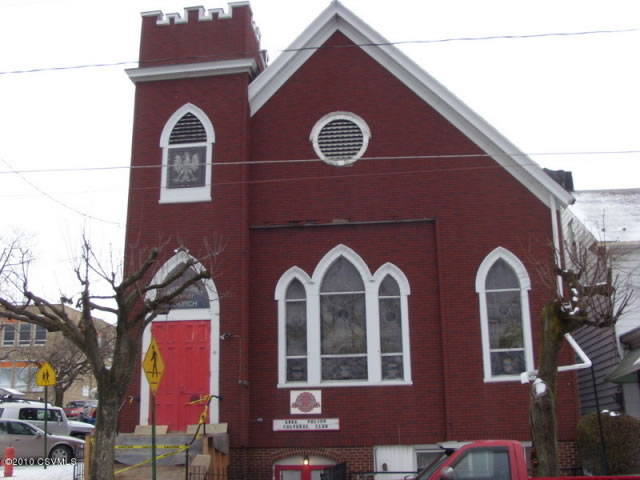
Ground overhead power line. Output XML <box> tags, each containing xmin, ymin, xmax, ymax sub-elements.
<box><xmin>2</xmin><ymin>148</ymin><xmax>638</xmax><ymax>223</ymax></box>
<box><xmin>0</xmin><ymin>26</ymin><xmax>638</xmax><ymax>76</ymax></box>
<box><xmin>0</xmin><ymin>156</ymin><xmax>123</xmax><ymax>226</ymax></box>
<box><xmin>0</xmin><ymin>150</ymin><xmax>639</xmax><ymax>176</ymax></box>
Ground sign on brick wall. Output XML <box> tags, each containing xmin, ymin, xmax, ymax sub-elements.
<box><xmin>273</xmin><ymin>418</ymin><xmax>340</xmax><ymax>431</ymax></box>
<box><xmin>290</xmin><ymin>390</ymin><xmax>322</xmax><ymax>414</ymax></box>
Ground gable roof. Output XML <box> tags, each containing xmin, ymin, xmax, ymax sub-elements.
<box><xmin>570</xmin><ymin>189</ymin><xmax>640</xmax><ymax>243</ymax></box>
<box><xmin>248</xmin><ymin>1</ymin><xmax>574</xmax><ymax>210</ymax></box>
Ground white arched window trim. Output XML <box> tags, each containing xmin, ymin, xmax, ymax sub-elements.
<box><xmin>159</xmin><ymin>103</ymin><xmax>215</xmax><ymax>204</ymax></box>
<box><xmin>140</xmin><ymin>250</ymin><xmax>220</xmax><ymax>424</ymax></box>
<box><xmin>275</xmin><ymin>245</ymin><xmax>412</xmax><ymax>387</ymax></box>
<box><xmin>475</xmin><ymin>247</ymin><xmax>534</xmax><ymax>383</ymax></box>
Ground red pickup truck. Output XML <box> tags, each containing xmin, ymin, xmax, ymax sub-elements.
<box><xmin>415</xmin><ymin>440</ymin><xmax>640</xmax><ymax>480</ymax></box>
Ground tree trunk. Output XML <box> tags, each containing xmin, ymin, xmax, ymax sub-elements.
<box><xmin>55</xmin><ymin>386</ymin><xmax>65</xmax><ymax>407</ymax></box>
<box><xmin>530</xmin><ymin>301</ymin><xmax>567</xmax><ymax>477</ymax></box>
<box><xmin>90</xmin><ymin>377</ymin><xmax>121</xmax><ymax>480</ymax></box>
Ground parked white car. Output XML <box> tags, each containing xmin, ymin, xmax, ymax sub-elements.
<box><xmin>0</xmin><ymin>400</ymin><xmax>94</xmax><ymax>438</ymax></box>
<box><xmin>0</xmin><ymin>418</ymin><xmax>83</xmax><ymax>461</ymax></box>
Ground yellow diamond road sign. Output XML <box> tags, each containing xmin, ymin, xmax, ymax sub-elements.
<box><xmin>36</xmin><ymin>362</ymin><xmax>56</xmax><ymax>387</ymax></box>
<box><xmin>143</xmin><ymin>337</ymin><xmax>165</xmax><ymax>396</ymax></box>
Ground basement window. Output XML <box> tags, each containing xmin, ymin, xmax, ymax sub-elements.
<box><xmin>310</xmin><ymin>112</ymin><xmax>371</xmax><ymax>166</ymax></box>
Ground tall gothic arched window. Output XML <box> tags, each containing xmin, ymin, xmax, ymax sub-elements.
<box><xmin>476</xmin><ymin>247</ymin><xmax>534</xmax><ymax>381</ymax></box>
<box><xmin>320</xmin><ymin>257</ymin><xmax>368</xmax><ymax>381</ymax></box>
<box><xmin>285</xmin><ymin>279</ymin><xmax>307</xmax><ymax>382</ymax></box>
<box><xmin>159</xmin><ymin>103</ymin><xmax>214</xmax><ymax>204</ymax></box>
<box><xmin>275</xmin><ymin>245</ymin><xmax>412</xmax><ymax>387</ymax></box>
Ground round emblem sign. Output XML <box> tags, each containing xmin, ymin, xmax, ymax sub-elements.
<box><xmin>292</xmin><ymin>392</ymin><xmax>320</xmax><ymax>413</ymax></box>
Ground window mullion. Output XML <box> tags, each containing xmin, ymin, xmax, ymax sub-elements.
<box><xmin>278</xmin><ymin>298</ymin><xmax>287</xmax><ymax>385</ymax></box>
<box><xmin>307</xmin><ymin>291</ymin><xmax>321</xmax><ymax>384</ymax></box>
<box><xmin>366</xmin><ymin>281</ymin><xmax>381</xmax><ymax>383</ymax></box>
<box><xmin>400</xmin><ymin>294</ymin><xmax>412</xmax><ymax>382</ymax></box>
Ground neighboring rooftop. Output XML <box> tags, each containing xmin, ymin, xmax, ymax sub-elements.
<box><xmin>570</xmin><ymin>189</ymin><xmax>640</xmax><ymax>243</ymax></box>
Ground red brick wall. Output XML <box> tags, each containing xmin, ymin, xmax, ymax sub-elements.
<box><xmin>230</xmin><ymin>447</ymin><xmax>373</xmax><ymax>480</ymax></box>
<box><xmin>139</xmin><ymin>4</ymin><xmax>261</xmax><ymax>68</ymax></box>
<box><xmin>122</xmin><ymin>12</ymin><xmax>580</xmax><ymax>457</ymax></box>
<box><xmin>229</xmin><ymin>443</ymin><xmax>580</xmax><ymax>480</ymax></box>
<box><xmin>121</xmin><ymin>72</ymin><xmax>255</xmax><ymax>446</ymax></box>
<box><xmin>559</xmin><ymin>441</ymin><xmax>581</xmax><ymax>473</ymax></box>
<box><xmin>247</xmin><ymin>30</ymin><xmax>579</xmax><ymax>447</ymax></box>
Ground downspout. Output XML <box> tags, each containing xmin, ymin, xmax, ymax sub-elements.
<box><xmin>549</xmin><ymin>194</ymin><xmax>563</xmax><ymax>297</ymax></box>
<box><xmin>435</xmin><ymin>218</ymin><xmax>452</xmax><ymax>439</ymax></box>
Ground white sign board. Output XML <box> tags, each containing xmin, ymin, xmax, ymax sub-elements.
<box><xmin>273</xmin><ymin>418</ymin><xmax>340</xmax><ymax>431</ymax></box>
<box><xmin>290</xmin><ymin>390</ymin><xmax>322</xmax><ymax>415</ymax></box>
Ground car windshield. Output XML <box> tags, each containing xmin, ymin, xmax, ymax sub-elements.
<box><xmin>416</xmin><ymin>452</ymin><xmax>451</xmax><ymax>480</ymax></box>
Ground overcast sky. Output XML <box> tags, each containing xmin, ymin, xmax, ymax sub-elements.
<box><xmin>1</xmin><ymin>0</ymin><xmax>638</xmax><ymax>306</ymax></box>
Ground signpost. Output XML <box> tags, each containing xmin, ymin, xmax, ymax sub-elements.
<box><xmin>36</xmin><ymin>361</ymin><xmax>57</xmax><ymax>469</ymax></box>
<box><xmin>143</xmin><ymin>337</ymin><xmax>165</xmax><ymax>480</ymax></box>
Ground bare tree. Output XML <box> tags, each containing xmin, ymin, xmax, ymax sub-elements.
<box><xmin>529</xmin><ymin>236</ymin><xmax>634</xmax><ymax>477</ymax></box>
<box><xmin>0</xmin><ymin>235</ymin><xmax>220</xmax><ymax>480</ymax></box>
<box><xmin>21</xmin><ymin>324</ymin><xmax>115</xmax><ymax>407</ymax></box>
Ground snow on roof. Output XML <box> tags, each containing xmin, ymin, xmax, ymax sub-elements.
<box><xmin>570</xmin><ymin>189</ymin><xmax>640</xmax><ymax>243</ymax></box>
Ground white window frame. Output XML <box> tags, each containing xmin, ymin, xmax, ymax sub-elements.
<box><xmin>18</xmin><ymin>323</ymin><xmax>31</xmax><ymax>346</ymax></box>
<box><xmin>2</xmin><ymin>324</ymin><xmax>16</xmax><ymax>346</ymax></box>
<box><xmin>275</xmin><ymin>245</ymin><xmax>411</xmax><ymax>387</ymax></box>
<box><xmin>476</xmin><ymin>247</ymin><xmax>534</xmax><ymax>383</ymax></box>
<box><xmin>33</xmin><ymin>325</ymin><xmax>47</xmax><ymax>346</ymax></box>
<box><xmin>159</xmin><ymin>103</ymin><xmax>215</xmax><ymax>204</ymax></box>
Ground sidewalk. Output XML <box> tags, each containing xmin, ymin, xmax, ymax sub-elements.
<box><xmin>6</xmin><ymin>463</ymin><xmax>74</xmax><ymax>479</ymax></box>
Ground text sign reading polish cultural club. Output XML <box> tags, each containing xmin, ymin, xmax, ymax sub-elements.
<box><xmin>273</xmin><ymin>418</ymin><xmax>340</xmax><ymax>431</ymax></box>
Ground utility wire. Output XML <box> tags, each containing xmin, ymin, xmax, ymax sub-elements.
<box><xmin>1</xmin><ymin>150</ymin><xmax>639</xmax><ymax>176</ymax></box>
<box><xmin>282</xmin><ymin>27</ymin><xmax>640</xmax><ymax>51</ymax></box>
<box><xmin>2</xmin><ymin>152</ymin><xmax>639</xmax><ymax>201</ymax></box>
<box><xmin>0</xmin><ymin>156</ymin><xmax>123</xmax><ymax>226</ymax></box>
<box><xmin>0</xmin><ymin>26</ymin><xmax>638</xmax><ymax>76</ymax></box>
<box><xmin>2</xmin><ymin>150</ymin><xmax>637</xmax><ymax>221</ymax></box>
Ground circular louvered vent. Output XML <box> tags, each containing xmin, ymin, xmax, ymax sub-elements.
<box><xmin>310</xmin><ymin>112</ymin><xmax>371</xmax><ymax>166</ymax></box>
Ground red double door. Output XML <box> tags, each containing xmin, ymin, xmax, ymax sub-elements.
<box><xmin>151</xmin><ymin>320</ymin><xmax>210</xmax><ymax>431</ymax></box>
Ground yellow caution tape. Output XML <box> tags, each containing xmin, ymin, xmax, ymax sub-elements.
<box><xmin>114</xmin><ymin>445</ymin><xmax>189</xmax><ymax>475</ymax></box>
<box><xmin>115</xmin><ymin>444</ymin><xmax>185</xmax><ymax>449</ymax></box>
<box><xmin>187</xmin><ymin>395</ymin><xmax>212</xmax><ymax>405</ymax></box>
<box><xmin>115</xmin><ymin>393</ymin><xmax>211</xmax><ymax>475</ymax></box>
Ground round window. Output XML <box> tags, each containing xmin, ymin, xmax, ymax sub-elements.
<box><xmin>310</xmin><ymin>112</ymin><xmax>371</xmax><ymax>166</ymax></box>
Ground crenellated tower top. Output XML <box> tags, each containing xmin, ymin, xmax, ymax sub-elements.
<box><xmin>137</xmin><ymin>2</ymin><xmax>264</xmax><ymax>71</ymax></box>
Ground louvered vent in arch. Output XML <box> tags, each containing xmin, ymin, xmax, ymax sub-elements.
<box><xmin>311</xmin><ymin>112</ymin><xmax>371</xmax><ymax>166</ymax></box>
<box><xmin>169</xmin><ymin>113</ymin><xmax>207</xmax><ymax>144</ymax></box>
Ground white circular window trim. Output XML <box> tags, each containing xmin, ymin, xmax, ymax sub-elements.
<box><xmin>309</xmin><ymin>111</ymin><xmax>371</xmax><ymax>166</ymax></box>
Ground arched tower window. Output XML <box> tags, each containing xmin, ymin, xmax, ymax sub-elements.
<box><xmin>159</xmin><ymin>104</ymin><xmax>214</xmax><ymax>204</ymax></box>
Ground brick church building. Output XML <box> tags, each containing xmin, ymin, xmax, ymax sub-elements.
<box><xmin>120</xmin><ymin>2</ymin><xmax>579</xmax><ymax>478</ymax></box>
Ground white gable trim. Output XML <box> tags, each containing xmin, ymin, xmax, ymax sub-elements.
<box><xmin>247</xmin><ymin>1</ymin><xmax>574</xmax><ymax>210</ymax></box>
